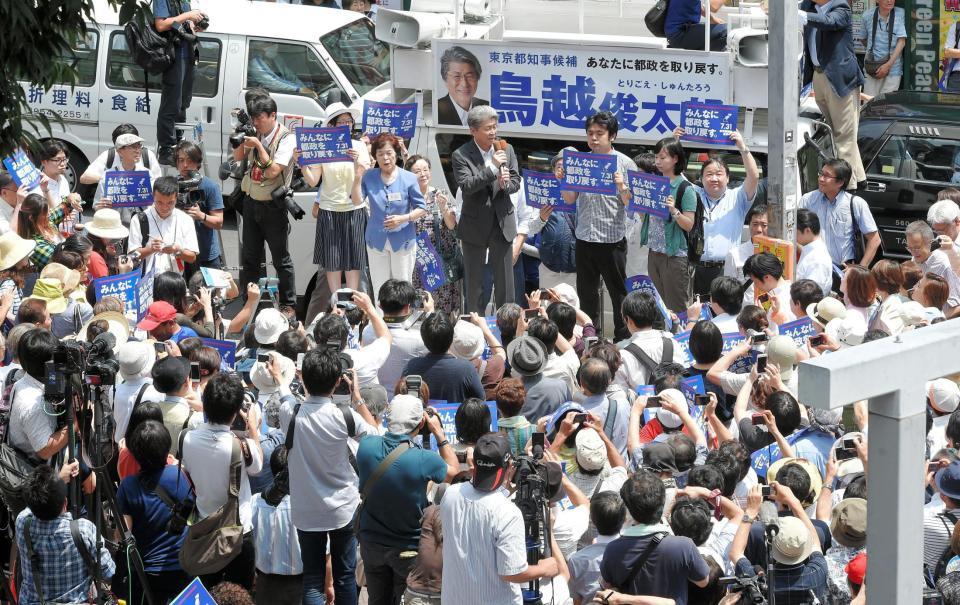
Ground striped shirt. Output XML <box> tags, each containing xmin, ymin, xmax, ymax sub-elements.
<box><xmin>924</xmin><ymin>507</ymin><xmax>960</xmax><ymax>568</ymax></box>
<box><xmin>440</xmin><ymin>482</ymin><xmax>528</xmax><ymax>605</ymax></box>
<box><xmin>574</xmin><ymin>151</ymin><xmax>637</xmax><ymax>244</ymax></box>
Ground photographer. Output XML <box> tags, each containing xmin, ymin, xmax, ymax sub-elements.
<box><xmin>361</xmin><ymin>280</ymin><xmax>430</xmax><ymax>398</ymax></box>
<box><xmin>9</xmin><ymin>329</ymin><xmax>68</xmax><ymax>462</ymax></box>
<box><xmin>234</xmin><ymin>94</ymin><xmax>297</xmax><ymax>307</ymax></box>
<box><xmin>153</xmin><ymin>0</ymin><xmax>207</xmax><ymax>166</ymax></box>
<box><xmin>127</xmin><ymin>176</ymin><xmax>199</xmax><ymax>275</ymax></box>
<box><xmin>314</xmin><ymin>289</ymin><xmax>392</xmax><ymax>387</ymax></box>
<box><xmin>356</xmin><ymin>394</ymin><xmax>459</xmax><ymax>604</ymax></box>
<box><xmin>175</xmin><ymin>141</ymin><xmax>225</xmax><ymax>272</ymax></box>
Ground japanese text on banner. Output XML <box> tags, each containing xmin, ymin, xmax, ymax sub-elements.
<box><xmin>93</xmin><ymin>271</ymin><xmax>141</xmax><ymax>319</ymax></box>
<box><xmin>722</xmin><ymin>332</ymin><xmax>757</xmax><ymax>374</ymax></box>
<box><xmin>414</xmin><ymin>232</ymin><xmax>447</xmax><ymax>292</ymax></box>
<box><xmin>522</xmin><ymin>170</ymin><xmax>575</xmax><ymax>213</ymax></box>
<box><xmin>201</xmin><ymin>338</ymin><xmax>238</xmax><ymax>368</ymax></box>
<box><xmin>680</xmin><ymin>103</ymin><xmax>739</xmax><ymax>145</ymax></box>
<box><xmin>627</xmin><ymin>171</ymin><xmax>671</xmax><ymax>218</ymax></box>
<box><xmin>104</xmin><ymin>171</ymin><xmax>153</xmax><ymax>208</ymax></box>
<box><xmin>561</xmin><ymin>151</ymin><xmax>616</xmax><ymax>195</ymax></box>
<box><xmin>137</xmin><ymin>267</ymin><xmax>154</xmax><ymax>321</ymax></box>
<box><xmin>362</xmin><ymin>101</ymin><xmax>417</xmax><ymax>139</ymax></box>
<box><xmin>2</xmin><ymin>149</ymin><xmax>42</xmax><ymax>189</ymax></box>
<box><xmin>625</xmin><ymin>275</ymin><xmax>673</xmax><ymax>330</ymax></box>
<box><xmin>295</xmin><ymin>126</ymin><xmax>351</xmax><ymax>165</ymax></box>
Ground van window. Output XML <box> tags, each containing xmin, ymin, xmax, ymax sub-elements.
<box><xmin>107</xmin><ymin>33</ymin><xmax>221</xmax><ymax>98</ymax></box>
<box><xmin>866</xmin><ymin>135</ymin><xmax>960</xmax><ymax>184</ymax></box>
<box><xmin>56</xmin><ymin>30</ymin><xmax>99</xmax><ymax>87</ymax></box>
<box><xmin>320</xmin><ymin>20</ymin><xmax>390</xmax><ymax>95</ymax></box>
<box><xmin>246</xmin><ymin>40</ymin><xmax>341</xmax><ymax>102</ymax></box>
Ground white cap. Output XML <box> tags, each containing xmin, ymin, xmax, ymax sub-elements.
<box><xmin>250</xmin><ymin>352</ymin><xmax>296</xmax><ymax>395</ymax></box>
<box><xmin>254</xmin><ymin>308</ymin><xmax>289</xmax><ymax>346</ymax></box>
<box><xmin>575</xmin><ymin>428</ymin><xmax>606</xmax><ymax>471</ymax></box>
<box><xmin>114</xmin><ymin>133</ymin><xmax>145</xmax><ymax>148</ymax></box>
<box><xmin>387</xmin><ymin>394</ymin><xmax>424</xmax><ymax>435</ymax></box>
<box><xmin>451</xmin><ymin>320</ymin><xmax>484</xmax><ymax>360</ymax></box>
<box><xmin>656</xmin><ymin>389</ymin><xmax>687</xmax><ymax>429</ymax></box>
<box><xmin>928</xmin><ymin>378</ymin><xmax>960</xmax><ymax>414</ymax></box>
<box><xmin>118</xmin><ymin>340</ymin><xmax>155</xmax><ymax>380</ymax></box>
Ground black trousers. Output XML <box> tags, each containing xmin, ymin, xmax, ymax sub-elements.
<box><xmin>692</xmin><ymin>262</ymin><xmax>724</xmax><ymax>300</ymax></box>
<box><xmin>240</xmin><ymin>195</ymin><xmax>296</xmax><ymax>306</ymax></box>
<box><xmin>157</xmin><ymin>42</ymin><xmax>194</xmax><ymax>148</ymax></box>
<box><xmin>575</xmin><ymin>238</ymin><xmax>628</xmax><ymax>341</ymax></box>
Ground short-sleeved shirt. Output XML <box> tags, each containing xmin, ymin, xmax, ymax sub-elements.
<box><xmin>361</xmin><ymin>168</ymin><xmax>426</xmax><ymax>252</ymax></box>
<box><xmin>440</xmin><ymin>482</ymin><xmax>528</xmax><ymax>605</ymax></box>
<box><xmin>695</xmin><ymin>184</ymin><xmax>755</xmax><ymax>262</ymax></box>
<box><xmin>574</xmin><ymin>151</ymin><xmax>638</xmax><ymax>244</ymax></box>
<box><xmin>641</xmin><ymin>176</ymin><xmax>699</xmax><ymax>257</ymax></box>
<box><xmin>356</xmin><ymin>433</ymin><xmax>447</xmax><ymax>549</ymax></box>
<box><xmin>152</xmin><ymin>0</ymin><xmax>189</xmax><ymax>27</ymax></box>
<box><xmin>9</xmin><ymin>374</ymin><xmax>57</xmax><ymax>458</ymax></box>
<box><xmin>362</xmin><ymin>320</ymin><xmax>429</xmax><ymax>397</ymax></box>
<box><xmin>116</xmin><ymin>464</ymin><xmax>192</xmax><ymax>572</ymax></box>
<box><xmin>665</xmin><ymin>0</ymin><xmax>702</xmax><ymax>37</ymax></box>
<box><xmin>315</xmin><ymin>140</ymin><xmax>371</xmax><ymax>212</ymax></box>
<box><xmin>86</xmin><ymin>148</ymin><xmax>163</xmax><ymax>183</ymax></box>
<box><xmin>859</xmin><ymin>7</ymin><xmax>907</xmax><ymax>76</ymax></box>
<box><xmin>798</xmin><ymin>190</ymin><xmax>878</xmax><ymax>265</ymax></box>
<box><xmin>600</xmin><ymin>531</ymin><xmax>710</xmax><ymax>605</ymax></box>
<box><xmin>193</xmin><ymin>176</ymin><xmax>225</xmax><ymax>262</ymax></box>
<box><xmin>402</xmin><ymin>353</ymin><xmax>485</xmax><ymax>403</ymax></box>
<box><xmin>127</xmin><ymin>206</ymin><xmax>199</xmax><ymax>274</ymax></box>
<box><xmin>567</xmin><ymin>536</ymin><xmax>617</xmax><ymax>603</ymax></box>
<box><xmin>735</xmin><ymin>552</ymin><xmax>830</xmax><ymax>605</ymax></box>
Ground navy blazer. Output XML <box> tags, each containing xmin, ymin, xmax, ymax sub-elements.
<box><xmin>452</xmin><ymin>140</ymin><xmax>520</xmax><ymax>246</ymax></box>
<box><xmin>800</xmin><ymin>0</ymin><xmax>865</xmax><ymax>98</ymax></box>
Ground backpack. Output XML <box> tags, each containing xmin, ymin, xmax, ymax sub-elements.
<box><xmin>539</xmin><ymin>212</ymin><xmax>577</xmax><ymax>274</ymax></box>
<box><xmin>123</xmin><ymin>16</ymin><xmax>175</xmax><ymax>75</ymax></box>
<box><xmin>106</xmin><ymin>147</ymin><xmax>152</xmax><ymax>171</ymax></box>
<box><xmin>677</xmin><ymin>180</ymin><xmax>705</xmax><ymax>263</ymax></box>
<box><xmin>624</xmin><ymin>337</ymin><xmax>676</xmax><ymax>382</ymax></box>
<box><xmin>644</xmin><ymin>0</ymin><xmax>670</xmax><ymax>38</ymax></box>
<box><xmin>931</xmin><ymin>511</ymin><xmax>960</xmax><ymax>585</ymax></box>
<box><xmin>0</xmin><ymin>369</ymin><xmax>23</xmax><ymax>446</ymax></box>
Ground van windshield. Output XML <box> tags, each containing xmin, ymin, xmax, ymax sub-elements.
<box><xmin>320</xmin><ymin>19</ymin><xmax>390</xmax><ymax>95</ymax></box>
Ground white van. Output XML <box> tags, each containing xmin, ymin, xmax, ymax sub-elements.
<box><xmin>20</xmin><ymin>0</ymin><xmax>392</xmax><ymax>295</ymax></box>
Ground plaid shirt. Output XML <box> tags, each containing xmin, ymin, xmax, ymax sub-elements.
<box><xmin>574</xmin><ymin>151</ymin><xmax>637</xmax><ymax>244</ymax></box>
<box><xmin>15</xmin><ymin>510</ymin><xmax>115</xmax><ymax>605</ymax></box>
<box><xmin>28</xmin><ymin>206</ymin><xmax>65</xmax><ymax>271</ymax></box>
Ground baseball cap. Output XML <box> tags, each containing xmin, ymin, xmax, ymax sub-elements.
<box><xmin>766</xmin><ymin>335</ymin><xmax>798</xmax><ymax>382</ymax></box>
<box><xmin>137</xmin><ymin>301</ymin><xmax>177</xmax><ymax>332</ymax></box>
<box><xmin>806</xmin><ymin>297</ymin><xmax>847</xmax><ymax>329</ymax></box>
<box><xmin>771</xmin><ymin>516</ymin><xmax>814</xmax><ymax>565</ymax></box>
<box><xmin>575</xmin><ymin>428</ymin><xmax>606</xmax><ymax>472</ymax></box>
<box><xmin>387</xmin><ymin>394</ymin><xmax>424</xmax><ymax>435</ymax></box>
<box><xmin>928</xmin><ymin>378</ymin><xmax>960</xmax><ymax>414</ymax></box>
<box><xmin>254</xmin><ymin>308</ymin><xmax>289</xmax><ymax>346</ymax></box>
<box><xmin>845</xmin><ymin>552</ymin><xmax>867</xmax><ymax>586</ymax></box>
<box><xmin>472</xmin><ymin>433</ymin><xmax>512</xmax><ymax>491</ymax></box>
<box><xmin>114</xmin><ymin>133</ymin><xmax>145</xmax><ymax>149</ymax></box>
<box><xmin>451</xmin><ymin>320</ymin><xmax>484</xmax><ymax>360</ymax></box>
<box><xmin>118</xmin><ymin>340</ymin><xmax>156</xmax><ymax>380</ymax></box>
<box><xmin>830</xmin><ymin>497</ymin><xmax>867</xmax><ymax>548</ymax></box>
<box><xmin>655</xmin><ymin>389</ymin><xmax>687</xmax><ymax>429</ymax></box>
<box><xmin>936</xmin><ymin>461</ymin><xmax>960</xmax><ymax>501</ymax></box>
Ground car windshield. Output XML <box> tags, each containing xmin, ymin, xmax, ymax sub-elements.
<box><xmin>320</xmin><ymin>19</ymin><xmax>390</xmax><ymax>95</ymax></box>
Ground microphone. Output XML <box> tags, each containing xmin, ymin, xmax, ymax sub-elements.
<box><xmin>494</xmin><ymin>139</ymin><xmax>509</xmax><ymax>179</ymax></box>
<box><xmin>759</xmin><ymin>501</ymin><xmax>780</xmax><ymax>536</ymax></box>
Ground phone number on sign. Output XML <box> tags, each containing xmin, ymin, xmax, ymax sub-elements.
<box><xmin>34</xmin><ymin>108</ymin><xmax>94</xmax><ymax>122</ymax></box>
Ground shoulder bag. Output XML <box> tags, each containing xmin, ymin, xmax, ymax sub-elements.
<box><xmin>645</xmin><ymin>0</ymin><xmax>670</xmax><ymax>38</ymax></box>
<box><xmin>864</xmin><ymin>9</ymin><xmax>895</xmax><ymax>77</ymax></box>
<box><xmin>615</xmin><ymin>532</ymin><xmax>667</xmax><ymax>592</ymax></box>
<box><xmin>0</xmin><ymin>380</ymin><xmax>42</xmax><ymax>517</ymax></box>
<box><xmin>353</xmin><ymin>440</ymin><xmax>412</xmax><ymax>533</ymax></box>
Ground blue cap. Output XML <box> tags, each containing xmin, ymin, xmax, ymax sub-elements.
<box><xmin>546</xmin><ymin>402</ymin><xmax>585</xmax><ymax>436</ymax></box>
<box><xmin>936</xmin><ymin>461</ymin><xmax>960</xmax><ymax>501</ymax></box>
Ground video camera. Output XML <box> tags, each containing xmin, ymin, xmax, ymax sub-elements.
<box><xmin>513</xmin><ymin>432</ymin><xmax>549</xmax><ymax>605</ymax></box>
<box><xmin>718</xmin><ymin>573</ymin><xmax>768</xmax><ymax>605</ymax></box>
<box><xmin>44</xmin><ymin>335</ymin><xmax>120</xmax><ymax>406</ymax></box>
<box><xmin>229</xmin><ymin>109</ymin><xmax>257</xmax><ymax>149</ymax></box>
<box><xmin>176</xmin><ymin>170</ymin><xmax>204</xmax><ymax>210</ymax></box>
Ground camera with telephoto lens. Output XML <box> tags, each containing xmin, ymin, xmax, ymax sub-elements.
<box><xmin>197</xmin><ymin>14</ymin><xmax>210</xmax><ymax>30</ymax></box>
<box><xmin>719</xmin><ymin>572</ymin><xmax>768</xmax><ymax>604</ymax></box>
<box><xmin>176</xmin><ymin>170</ymin><xmax>205</xmax><ymax>210</ymax></box>
<box><xmin>229</xmin><ymin>109</ymin><xmax>257</xmax><ymax>149</ymax></box>
<box><xmin>165</xmin><ymin>496</ymin><xmax>195</xmax><ymax>535</ymax></box>
<box><xmin>271</xmin><ymin>185</ymin><xmax>305</xmax><ymax>221</ymax></box>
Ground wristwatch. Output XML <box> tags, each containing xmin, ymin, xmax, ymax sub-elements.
<box><xmin>742</xmin><ymin>513</ymin><xmax>756</xmax><ymax>524</ymax></box>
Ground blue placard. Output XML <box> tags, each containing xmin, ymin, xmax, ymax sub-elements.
<box><xmin>137</xmin><ymin>266</ymin><xmax>154</xmax><ymax>321</ymax></box>
<box><xmin>522</xmin><ymin>169</ymin><xmax>575</xmax><ymax>213</ymax></box>
<box><xmin>2</xmin><ymin>148</ymin><xmax>42</xmax><ymax>190</ymax></box>
<box><xmin>625</xmin><ymin>275</ymin><xmax>673</xmax><ymax>331</ymax></box>
<box><xmin>680</xmin><ymin>102</ymin><xmax>739</xmax><ymax>145</ymax></box>
<box><xmin>676</xmin><ymin>306</ymin><xmax>710</xmax><ymax>325</ymax></box>
<box><xmin>626</xmin><ymin>171</ymin><xmax>671</xmax><ymax>219</ymax></box>
<box><xmin>104</xmin><ymin>170</ymin><xmax>153</xmax><ymax>208</ymax></box>
<box><xmin>170</xmin><ymin>577</ymin><xmax>216</xmax><ymax>605</ymax></box>
<box><xmin>777</xmin><ymin>317</ymin><xmax>816</xmax><ymax>349</ymax></box>
<box><xmin>362</xmin><ymin>100</ymin><xmax>418</xmax><ymax>139</ymax></box>
<box><xmin>672</xmin><ymin>330</ymin><xmax>693</xmax><ymax>365</ymax></box>
<box><xmin>721</xmin><ymin>332</ymin><xmax>757</xmax><ymax>374</ymax></box>
<box><xmin>481</xmin><ymin>315</ymin><xmax>501</xmax><ymax>361</ymax></box>
<box><xmin>414</xmin><ymin>232</ymin><xmax>447</xmax><ymax>292</ymax></box>
<box><xmin>424</xmin><ymin>400</ymin><xmax>499</xmax><ymax>451</ymax></box>
<box><xmin>93</xmin><ymin>270</ymin><xmax>141</xmax><ymax>318</ymax></box>
<box><xmin>560</xmin><ymin>150</ymin><xmax>617</xmax><ymax>195</ymax></box>
<box><xmin>295</xmin><ymin>126</ymin><xmax>351</xmax><ymax>165</ymax></box>
<box><xmin>201</xmin><ymin>338</ymin><xmax>238</xmax><ymax>368</ymax></box>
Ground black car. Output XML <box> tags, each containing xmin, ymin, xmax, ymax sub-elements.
<box><xmin>799</xmin><ymin>91</ymin><xmax>960</xmax><ymax>259</ymax></box>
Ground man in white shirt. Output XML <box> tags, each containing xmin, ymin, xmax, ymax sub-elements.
<box><xmin>279</xmin><ymin>348</ymin><xmax>378</xmax><ymax>605</ymax></box>
<box><xmin>441</xmin><ymin>433</ymin><xmax>560</xmax><ymax>605</ymax></box>
<box><xmin>906</xmin><ymin>220</ymin><xmax>960</xmax><ymax>317</ymax></box>
<box><xmin>152</xmin><ymin>356</ymin><xmax>203</xmax><ymax>456</ymax></box>
<box><xmin>724</xmin><ymin>204</ymin><xmax>769</xmax><ymax>282</ymax></box>
<box><xmin>113</xmin><ymin>341</ymin><xmax>162</xmax><ymax>443</ymax></box>
<box><xmin>127</xmin><ymin>176</ymin><xmax>199</xmax><ymax>274</ymax></box>
<box><xmin>795</xmin><ymin>209</ymin><xmax>834</xmax><ymax>297</ymax></box>
<box><xmin>361</xmin><ymin>280</ymin><xmax>429</xmax><ymax>397</ymax></box>
<box><xmin>91</xmin><ymin>134</ymin><xmax>160</xmax><ymax>214</ymax></box>
<box><xmin>80</xmin><ymin>124</ymin><xmax>163</xmax><ymax>186</ymax></box>
<box><xmin>315</xmin><ymin>290</ymin><xmax>391</xmax><ymax>387</ymax></box>
<box><xmin>568</xmin><ymin>492</ymin><xmax>626</xmax><ymax>604</ymax></box>
<box><xmin>7</xmin><ymin>329</ymin><xmax>67</xmax><ymax>463</ymax></box>
<box><xmin>615</xmin><ymin>291</ymin><xmax>685</xmax><ymax>391</ymax></box>
<box><xmin>527</xmin><ymin>317</ymin><xmax>579</xmax><ymax>394</ymax></box>
<box><xmin>743</xmin><ymin>252</ymin><xmax>796</xmax><ymax>324</ymax></box>
<box><xmin>0</xmin><ymin>173</ymin><xmax>23</xmax><ymax>234</ymax></box>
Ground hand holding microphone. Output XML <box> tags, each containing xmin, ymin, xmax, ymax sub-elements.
<box><xmin>494</xmin><ymin>138</ymin><xmax>509</xmax><ymax>185</ymax></box>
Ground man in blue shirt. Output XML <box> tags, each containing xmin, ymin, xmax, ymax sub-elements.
<box><xmin>175</xmin><ymin>141</ymin><xmax>225</xmax><ymax>271</ymax></box>
<box><xmin>858</xmin><ymin>0</ymin><xmax>906</xmax><ymax>97</ymax></box>
<box><xmin>664</xmin><ymin>0</ymin><xmax>727</xmax><ymax>51</ymax></box>
<box><xmin>153</xmin><ymin>0</ymin><xmax>207</xmax><ymax>165</ymax></box>
<box><xmin>402</xmin><ymin>312</ymin><xmax>485</xmax><ymax>403</ymax></box>
<box><xmin>356</xmin><ymin>394</ymin><xmax>458</xmax><ymax>604</ymax></box>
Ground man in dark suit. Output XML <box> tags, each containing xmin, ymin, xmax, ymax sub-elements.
<box><xmin>453</xmin><ymin>106</ymin><xmax>520</xmax><ymax>312</ymax></box>
<box><xmin>800</xmin><ymin>0</ymin><xmax>866</xmax><ymax>189</ymax></box>
<box><xmin>437</xmin><ymin>46</ymin><xmax>489</xmax><ymax>126</ymax></box>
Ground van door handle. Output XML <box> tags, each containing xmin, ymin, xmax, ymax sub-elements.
<box><xmin>864</xmin><ymin>181</ymin><xmax>886</xmax><ymax>192</ymax></box>
<box><xmin>206</xmin><ymin>106</ymin><xmax>214</xmax><ymax>123</ymax></box>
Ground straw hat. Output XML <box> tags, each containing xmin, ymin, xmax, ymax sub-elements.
<box><xmin>77</xmin><ymin>311</ymin><xmax>130</xmax><ymax>353</ymax></box>
<box><xmin>84</xmin><ymin>208</ymin><xmax>129</xmax><ymax>240</ymax></box>
<box><xmin>40</xmin><ymin>263</ymin><xmax>82</xmax><ymax>295</ymax></box>
<box><xmin>0</xmin><ymin>232</ymin><xmax>36</xmax><ymax>272</ymax></box>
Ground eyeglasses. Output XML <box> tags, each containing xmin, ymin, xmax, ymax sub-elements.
<box><xmin>817</xmin><ymin>171</ymin><xmax>838</xmax><ymax>180</ymax></box>
<box><xmin>47</xmin><ymin>156</ymin><xmax>68</xmax><ymax>165</ymax></box>
<box><xmin>121</xmin><ymin>143</ymin><xmax>142</xmax><ymax>151</ymax></box>
<box><xmin>1</xmin><ymin>187</ymin><xmax>16</xmax><ymax>195</ymax></box>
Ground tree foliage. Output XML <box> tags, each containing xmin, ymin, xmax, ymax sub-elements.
<box><xmin>0</xmin><ymin>0</ymin><xmax>150</xmax><ymax>157</ymax></box>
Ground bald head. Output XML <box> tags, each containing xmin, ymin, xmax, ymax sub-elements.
<box><xmin>579</xmin><ymin>357</ymin><xmax>612</xmax><ymax>396</ymax></box>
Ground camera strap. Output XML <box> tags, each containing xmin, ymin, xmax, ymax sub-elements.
<box><xmin>616</xmin><ymin>532</ymin><xmax>666</xmax><ymax>593</ymax></box>
<box><xmin>23</xmin><ymin>516</ymin><xmax>47</xmax><ymax>605</ymax></box>
<box><xmin>353</xmin><ymin>441</ymin><xmax>412</xmax><ymax>533</ymax></box>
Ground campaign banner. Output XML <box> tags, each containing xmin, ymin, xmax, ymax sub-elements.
<box><xmin>431</xmin><ymin>40</ymin><xmax>731</xmax><ymax>144</ymax></box>
<box><xmin>722</xmin><ymin>332</ymin><xmax>757</xmax><ymax>374</ymax></box>
<box><xmin>104</xmin><ymin>171</ymin><xmax>153</xmax><ymax>208</ymax></box>
<box><xmin>680</xmin><ymin>102</ymin><xmax>739</xmax><ymax>145</ymax></box>
<box><xmin>523</xmin><ymin>169</ymin><xmax>575</xmax><ymax>213</ymax></box>
<box><xmin>2</xmin><ymin>148</ymin><xmax>42</xmax><ymax>189</ymax></box>
<box><xmin>561</xmin><ymin>151</ymin><xmax>617</xmax><ymax>195</ymax></box>
<box><xmin>414</xmin><ymin>232</ymin><xmax>447</xmax><ymax>292</ymax></box>
<box><xmin>778</xmin><ymin>317</ymin><xmax>817</xmax><ymax>349</ymax></box>
<box><xmin>625</xmin><ymin>275</ymin><xmax>673</xmax><ymax>330</ymax></box>
<box><xmin>295</xmin><ymin>126</ymin><xmax>351</xmax><ymax>165</ymax></box>
<box><xmin>93</xmin><ymin>270</ymin><xmax>141</xmax><ymax>318</ymax></box>
<box><xmin>676</xmin><ymin>305</ymin><xmax>710</xmax><ymax>325</ymax></box>
<box><xmin>170</xmin><ymin>577</ymin><xmax>216</xmax><ymax>605</ymax></box>
<box><xmin>137</xmin><ymin>267</ymin><xmax>154</xmax><ymax>321</ymax></box>
<box><xmin>426</xmin><ymin>401</ymin><xmax>499</xmax><ymax>451</ymax></box>
<box><xmin>672</xmin><ymin>330</ymin><xmax>694</xmax><ymax>366</ymax></box>
<box><xmin>481</xmin><ymin>315</ymin><xmax>501</xmax><ymax>361</ymax></box>
<box><xmin>201</xmin><ymin>338</ymin><xmax>238</xmax><ymax>369</ymax></box>
<box><xmin>627</xmin><ymin>171</ymin><xmax>671</xmax><ymax>219</ymax></box>
<box><xmin>362</xmin><ymin>100</ymin><xmax>417</xmax><ymax>139</ymax></box>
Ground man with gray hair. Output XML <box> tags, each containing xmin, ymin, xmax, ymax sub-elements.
<box><xmin>437</xmin><ymin>45</ymin><xmax>489</xmax><ymax>126</ymax></box>
<box><xmin>453</xmin><ymin>106</ymin><xmax>521</xmax><ymax>312</ymax></box>
<box><xmin>928</xmin><ymin>198</ymin><xmax>960</xmax><ymax>250</ymax></box>
<box><xmin>904</xmin><ymin>219</ymin><xmax>960</xmax><ymax>318</ymax></box>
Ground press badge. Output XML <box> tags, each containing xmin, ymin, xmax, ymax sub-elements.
<box><xmin>387</xmin><ymin>192</ymin><xmax>403</xmax><ymax>202</ymax></box>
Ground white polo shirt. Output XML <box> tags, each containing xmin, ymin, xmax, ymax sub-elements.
<box><xmin>362</xmin><ymin>320</ymin><xmax>429</xmax><ymax>397</ymax></box>
<box><xmin>112</xmin><ymin>377</ymin><xmax>162</xmax><ymax>443</ymax></box>
<box><xmin>8</xmin><ymin>374</ymin><xmax>57</xmax><ymax>457</ymax></box>
<box><xmin>127</xmin><ymin>206</ymin><xmax>199</xmax><ymax>274</ymax></box>
<box><xmin>796</xmin><ymin>237</ymin><xmax>834</xmax><ymax>297</ymax></box>
<box><xmin>180</xmin><ymin>423</ymin><xmax>263</xmax><ymax>533</ymax></box>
